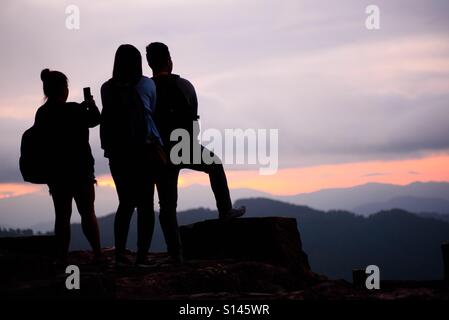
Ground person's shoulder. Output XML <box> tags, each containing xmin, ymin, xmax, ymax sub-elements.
<box><xmin>35</xmin><ymin>103</ymin><xmax>47</xmax><ymax>114</ymax></box>
<box><xmin>140</xmin><ymin>75</ymin><xmax>154</xmax><ymax>83</ymax></box>
<box><xmin>176</xmin><ymin>75</ymin><xmax>195</xmax><ymax>91</ymax></box>
<box><xmin>101</xmin><ymin>78</ymin><xmax>114</xmax><ymax>94</ymax></box>
<box><xmin>138</xmin><ymin>76</ymin><xmax>156</xmax><ymax>89</ymax></box>
<box><xmin>34</xmin><ymin>104</ymin><xmax>48</xmax><ymax>121</ymax></box>
<box><xmin>176</xmin><ymin>75</ymin><xmax>193</xmax><ymax>86</ymax></box>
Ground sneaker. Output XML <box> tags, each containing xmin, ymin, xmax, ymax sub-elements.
<box><xmin>170</xmin><ymin>254</ymin><xmax>184</xmax><ymax>265</ymax></box>
<box><xmin>219</xmin><ymin>206</ymin><xmax>246</xmax><ymax>221</ymax></box>
<box><xmin>157</xmin><ymin>254</ymin><xmax>184</xmax><ymax>266</ymax></box>
<box><xmin>135</xmin><ymin>255</ymin><xmax>154</xmax><ymax>268</ymax></box>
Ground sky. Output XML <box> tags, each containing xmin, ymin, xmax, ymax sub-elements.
<box><xmin>1</xmin><ymin>0</ymin><xmax>449</xmax><ymax>201</ymax></box>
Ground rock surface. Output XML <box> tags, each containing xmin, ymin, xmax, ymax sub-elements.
<box><xmin>1</xmin><ymin>249</ymin><xmax>448</xmax><ymax>300</ymax></box>
<box><xmin>180</xmin><ymin>217</ymin><xmax>310</xmax><ymax>273</ymax></box>
<box><xmin>0</xmin><ymin>235</ymin><xmax>55</xmax><ymax>255</ymax></box>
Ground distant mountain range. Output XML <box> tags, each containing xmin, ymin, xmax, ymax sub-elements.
<box><xmin>278</xmin><ymin>181</ymin><xmax>449</xmax><ymax>213</ymax></box>
<box><xmin>353</xmin><ymin>196</ymin><xmax>449</xmax><ymax>216</ymax></box>
<box><xmin>64</xmin><ymin>197</ymin><xmax>449</xmax><ymax>281</ymax></box>
<box><xmin>0</xmin><ymin>184</ymin><xmax>270</xmax><ymax>230</ymax></box>
<box><xmin>2</xmin><ymin>181</ymin><xmax>449</xmax><ymax>230</ymax></box>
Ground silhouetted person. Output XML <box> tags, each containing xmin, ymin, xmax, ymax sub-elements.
<box><xmin>146</xmin><ymin>42</ymin><xmax>246</xmax><ymax>262</ymax></box>
<box><xmin>34</xmin><ymin>69</ymin><xmax>102</xmax><ymax>264</ymax></box>
<box><xmin>101</xmin><ymin>44</ymin><xmax>163</xmax><ymax>267</ymax></box>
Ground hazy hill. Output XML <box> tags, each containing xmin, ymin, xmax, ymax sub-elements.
<box><xmin>415</xmin><ymin>212</ymin><xmax>449</xmax><ymax>223</ymax></box>
<box><xmin>0</xmin><ymin>184</ymin><xmax>271</xmax><ymax>230</ymax></box>
<box><xmin>279</xmin><ymin>181</ymin><xmax>449</xmax><ymax>212</ymax></box>
<box><xmin>0</xmin><ymin>226</ymin><xmax>33</xmax><ymax>237</ymax></box>
<box><xmin>3</xmin><ymin>181</ymin><xmax>449</xmax><ymax>230</ymax></box>
<box><xmin>353</xmin><ymin>196</ymin><xmax>449</xmax><ymax>216</ymax></box>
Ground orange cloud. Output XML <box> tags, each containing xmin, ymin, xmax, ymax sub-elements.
<box><xmin>4</xmin><ymin>153</ymin><xmax>449</xmax><ymax>199</ymax></box>
<box><xmin>172</xmin><ymin>153</ymin><xmax>449</xmax><ymax>195</ymax></box>
<box><xmin>0</xmin><ymin>183</ymin><xmax>42</xmax><ymax>199</ymax></box>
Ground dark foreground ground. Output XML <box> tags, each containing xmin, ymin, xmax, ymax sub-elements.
<box><xmin>1</xmin><ymin>249</ymin><xmax>448</xmax><ymax>300</ymax></box>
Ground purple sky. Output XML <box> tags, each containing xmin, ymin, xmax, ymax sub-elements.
<box><xmin>1</xmin><ymin>0</ymin><xmax>449</xmax><ymax>182</ymax></box>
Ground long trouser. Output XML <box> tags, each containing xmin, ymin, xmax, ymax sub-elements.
<box><xmin>110</xmin><ymin>156</ymin><xmax>155</xmax><ymax>258</ymax></box>
<box><xmin>156</xmin><ymin>143</ymin><xmax>232</xmax><ymax>257</ymax></box>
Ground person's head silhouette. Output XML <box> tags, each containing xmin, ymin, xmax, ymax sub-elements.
<box><xmin>41</xmin><ymin>69</ymin><xmax>68</xmax><ymax>103</ymax></box>
<box><xmin>113</xmin><ymin>44</ymin><xmax>142</xmax><ymax>85</ymax></box>
<box><xmin>146</xmin><ymin>42</ymin><xmax>172</xmax><ymax>75</ymax></box>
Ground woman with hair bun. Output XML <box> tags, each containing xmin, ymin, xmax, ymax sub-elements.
<box><xmin>34</xmin><ymin>68</ymin><xmax>102</xmax><ymax>264</ymax></box>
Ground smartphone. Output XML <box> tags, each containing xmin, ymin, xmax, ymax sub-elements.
<box><xmin>83</xmin><ymin>87</ymin><xmax>92</xmax><ymax>101</ymax></box>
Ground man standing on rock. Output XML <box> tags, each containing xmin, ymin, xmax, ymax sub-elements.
<box><xmin>145</xmin><ymin>42</ymin><xmax>246</xmax><ymax>263</ymax></box>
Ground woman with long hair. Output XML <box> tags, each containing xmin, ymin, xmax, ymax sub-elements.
<box><xmin>100</xmin><ymin>44</ymin><xmax>163</xmax><ymax>267</ymax></box>
<box><xmin>34</xmin><ymin>69</ymin><xmax>102</xmax><ymax>264</ymax></box>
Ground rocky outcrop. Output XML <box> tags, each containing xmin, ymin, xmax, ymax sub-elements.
<box><xmin>180</xmin><ymin>217</ymin><xmax>310</xmax><ymax>273</ymax></box>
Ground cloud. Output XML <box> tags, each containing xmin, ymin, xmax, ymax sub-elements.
<box><xmin>362</xmin><ymin>173</ymin><xmax>390</xmax><ymax>177</ymax></box>
<box><xmin>1</xmin><ymin>0</ymin><xmax>449</xmax><ymax>182</ymax></box>
<box><xmin>198</xmin><ymin>35</ymin><xmax>449</xmax><ymax>168</ymax></box>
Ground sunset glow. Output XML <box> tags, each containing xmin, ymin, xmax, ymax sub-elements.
<box><xmin>47</xmin><ymin>153</ymin><xmax>449</xmax><ymax>196</ymax></box>
<box><xmin>176</xmin><ymin>154</ymin><xmax>449</xmax><ymax>195</ymax></box>
<box><xmin>0</xmin><ymin>183</ymin><xmax>42</xmax><ymax>200</ymax></box>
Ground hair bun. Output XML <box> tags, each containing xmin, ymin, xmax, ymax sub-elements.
<box><xmin>40</xmin><ymin>69</ymin><xmax>51</xmax><ymax>81</ymax></box>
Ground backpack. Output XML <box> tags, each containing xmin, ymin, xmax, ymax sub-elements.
<box><xmin>100</xmin><ymin>80</ymin><xmax>148</xmax><ymax>157</ymax></box>
<box><xmin>152</xmin><ymin>74</ymin><xmax>199</xmax><ymax>144</ymax></box>
<box><xmin>19</xmin><ymin>126</ymin><xmax>50</xmax><ymax>184</ymax></box>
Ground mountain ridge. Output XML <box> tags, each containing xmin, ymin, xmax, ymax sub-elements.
<box><xmin>2</xmin><ymin>181</ymin><xmax>449</xmax><ymax>230</ymax></box>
